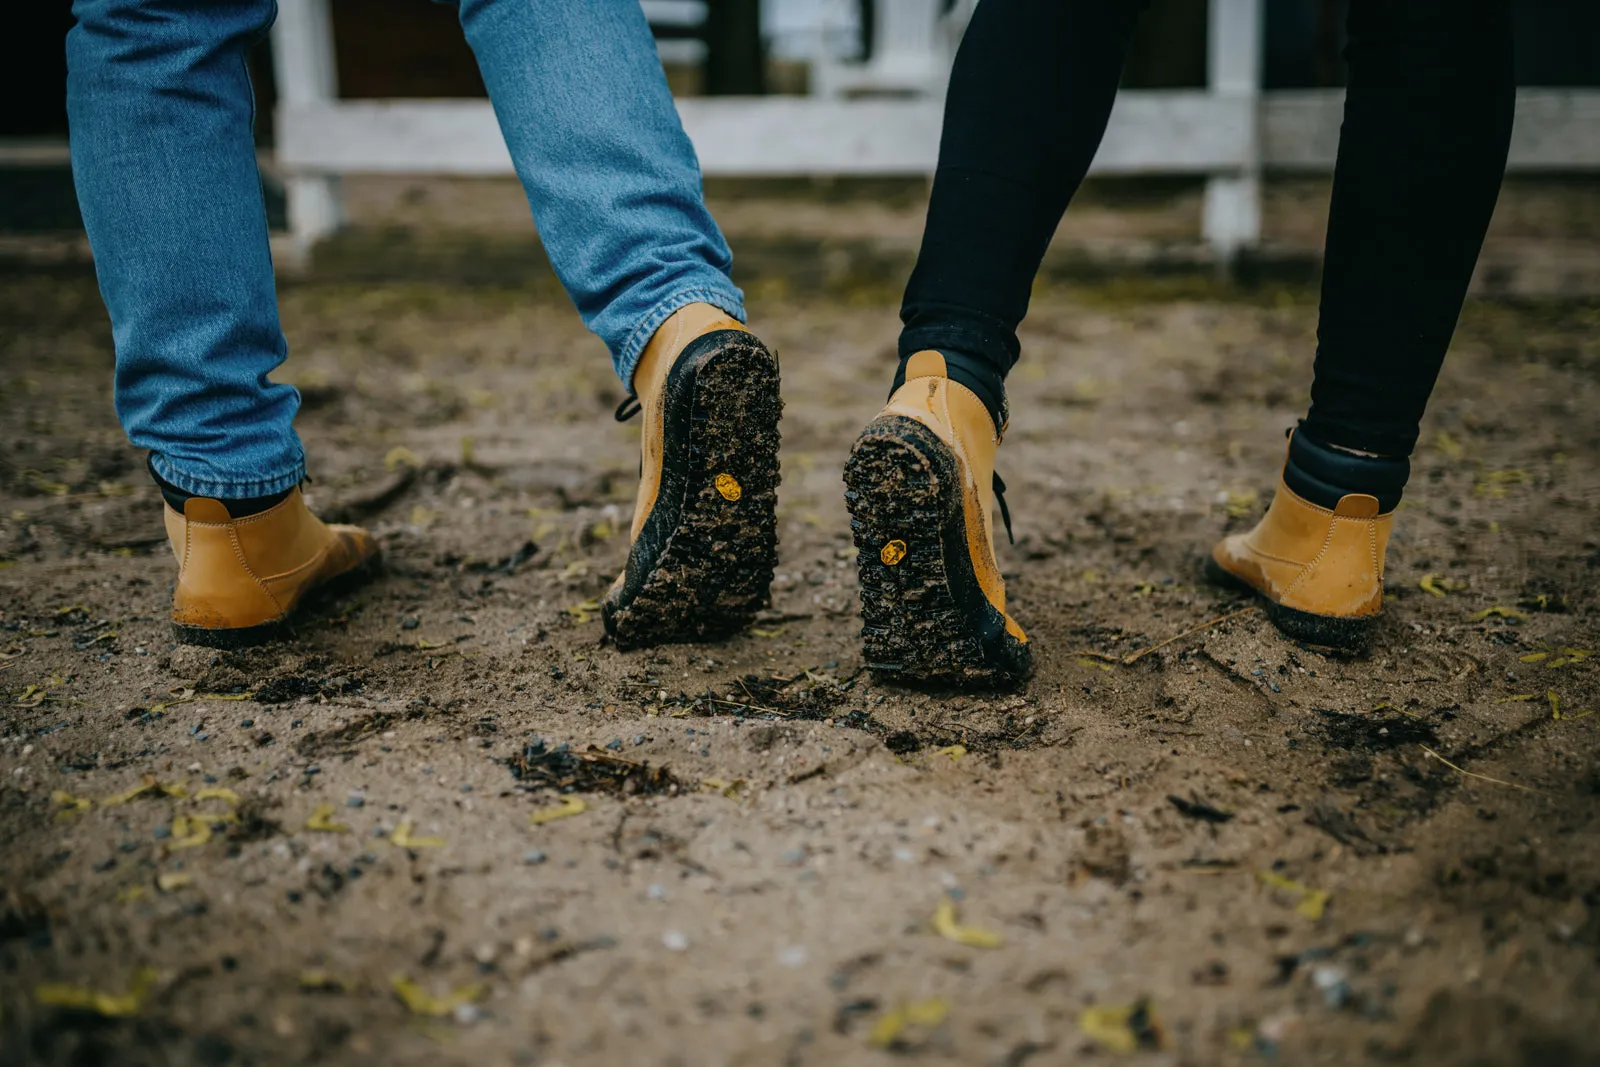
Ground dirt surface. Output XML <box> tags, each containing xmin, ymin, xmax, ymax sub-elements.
<box><xmin>3</xmin><ymin>263</ymin><xmax>1600</xmax><ymax>1066</ymax></box>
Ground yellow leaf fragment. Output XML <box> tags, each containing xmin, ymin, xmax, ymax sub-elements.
<box><xmin>1257</xmin><ymin>870</ymin><xmax>1329</xmax><ymax>920</ymax></box>
<box><xmin>1520</xmin><ymin>652</ymin><xmax>1549</xmax><ymax>663</ymax></box>
<box><xmin>1469</xmin><ymin>606</ymin><xmax>1526</xmax><ymax>622</ymax></box>
<box><xmin>156</xmin><ymin>873</ymin><xmax>192</xmax><ymax>893</ymax></box>
<box><xmin>300</xmin><ymin>969</ymin><xmax>354</xmax><ymax>993</ymax></box>
<box><xmin>1493</xmin><ymin>693</ymin><xmax>1536</xmax><ymax>704</ymax></box>
<box><xmin>35</xmin><ymin>968</ymin><xmax>157</xmax><ymax>1018</ymax></box>
<box><xmin>528</xmin><ymin>795</ymin><xmax>587</xmax><ymax>825</ymax></box>
<box><xmin>564</xmin><ymin>598</ymin><xmax>603</xmax><ymax>624</ymax></box>
<box><xmin>305</xmin><ymin>803</ymin><xmax>351</xmax><ymax>833</ymax></box>
<box><xmin>1418</xmin><ymin>573</ymin><xmax>1451</xmax><ymax>597</ymax></box>
<box><xmin>1225</xmin><ymin>491</ymin><xmax>1259</xmax><ymax>519</ymax></box>
<box><xmin>167</xmin><ymin>816</ymin><xmax>213</xmax><ymax>850</ymax></box>
<box><xmin>390</xmin><ymin>819</ymin><xmax>446</xmax><ymax>849</ymax></box>
<box><xmin>747</xmin><ymin>627</ymin><xmax>784</xmax><ymax>639</ymax></box>
<box><xmin>1434</xmin><ymin>431</ymin><xmax>1465</xmax><ymax>461</ymax></box>
<box><xmin>384</xmin><ymin>446</ymin><xmax>421</xmax><ymax>471</ymax></box>
<box><xmin>194</xmin><ymin>786</ymin><xmax>240</xmax><ymax>805</ymax></box>
<box><xmin>51</xmin><ymin>790</ymin><xmax>92</xmax><ymax>819</ymax></box>
<box><xmin>389</xmin><ymin>974</ymin><xmax>483</xmax><ymax>1017</ymax></box>
<box><xmin>701</xmin><ymin>777</ymin><xmax>746</xmax><ymax>798</ymax></box>
<box><xmin>1078</xmin><ymin>1000</ymin><xmax>1166</xmax><ymax>1054</ymax></box>
<box><xmin>115</xmin><ymin>885</ymin><xmax>148</xmax><ymax>903</ymax></box>
<box><xmin>867</xmin><ymin>998</ymin><xmax>950</xmax><ymax>1048</ymax></box>
<box><xmin>931</xmin><ymin>898</ymin><xmax>1003</xmax><ymax>948</ymax></box>
<box><xmin>1075</xmin><ymin>656</ymin><xmax>1114</xmax><ymax>673</ymax></box>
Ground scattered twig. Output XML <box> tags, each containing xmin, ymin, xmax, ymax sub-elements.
<box><xmin>1421</xmin><ymin>745</ymin><xmax>1548</xmax><ymax>796</ymax></box>
<box><xmin>704</xmin><ymin>696</ymin><xmax>782</xmax><ymax>716</ymax></box>
<box><xmin>1122</xmin><ymin>606</ymin><xmax>1260</xmax><ymax>666</ymax></box>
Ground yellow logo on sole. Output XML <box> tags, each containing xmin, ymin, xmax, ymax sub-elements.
<box><xmin>880</xmin><ymin>539</ymin><xmax>908</xmax><ymax>566</ymax></box>
<box><xmin>714</xmin><ymin>473</ymin><xmax>742</xmax><ymax>501</ymax></box>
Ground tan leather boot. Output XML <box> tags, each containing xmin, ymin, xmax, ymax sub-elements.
<box><xmin>843</xmin><ymin>351</ymin><xmax>1029</xmax><ymax>687</ymax></box>
<box><xmin>164</xmin><ymin>487</ymin><xmax>379</xmax><ymax>649</ymax></box>
<box><xmin>1207</xmin><ymin>456</ymin><xmax>1393</xmax><ymax>649</ymax></box>
<box><xmin>602</xmin><ymin>303</ymin><xmax>782</xmax><ymax>650</ymax></box>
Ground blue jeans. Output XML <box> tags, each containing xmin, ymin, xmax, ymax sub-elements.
<box><xmin>66</xmin><ymin>0</ymin><xmax>745</xmax><ymax>498</ymax></box>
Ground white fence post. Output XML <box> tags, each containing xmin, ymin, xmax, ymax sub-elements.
<box><xmin>1202</xmin><ymin>0</ymin><xmax>1263</xmax><ymax>262</ymax></box>
<box><xmin>271</xmin><ymin>0</ymin><xmax>344</xmax><ymax>264</ymax></box>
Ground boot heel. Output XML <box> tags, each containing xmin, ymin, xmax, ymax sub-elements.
<box><xmin>845</xmin><ymin>416</ymin><xmax>1028</xmax><ymax>687</ymax></box>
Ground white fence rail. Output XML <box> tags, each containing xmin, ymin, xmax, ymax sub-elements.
<box><xmin>6</xmin><ymin>0</ymin><xmax>1596</xmax><ymax>265</ymax></box>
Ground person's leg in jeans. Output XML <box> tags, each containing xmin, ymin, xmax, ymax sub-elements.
<box><xmin>844</xmin><ymin>0</ymin><xmax>1143</xmax><ymax>687</ymax></box>
<box><xmin>1211</xmin><ymin>0</ymin><xmax>1514</xmax><ymax>647</ymax></box>
<box><xmin>67</xmin><ymin>0</ymin><xmax>378</xmax><ymax>649</ymax></box>
<box><xmin>453</xmin><ymin>0</ymin><xmax>782</xmax><ymax>647</ymax></box>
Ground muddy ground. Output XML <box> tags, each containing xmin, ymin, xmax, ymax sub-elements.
<box><xmin>3</xmin><ymin>194</ymin><xmax>1600</xmax><ymax>1066</ymax></box>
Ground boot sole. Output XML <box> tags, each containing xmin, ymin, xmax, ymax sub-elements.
<box><xmin>171</xmin><ymin>553</ymin><xmax>383</xmax><ymax>651</ymax></box>
<box><xmin>844</xmin><ymin>416</ymin><xmax>1030</xmax><ymax>688</ymax></box>
<box><xmin>603</xmin><ymin>331</ymin><xmax>782</xmax><ymax>650</ymax></box>
<box><xmin>1202</xmin><ymin>555</ymin><xmax>1376</xmax><ymax>651</ymax></box>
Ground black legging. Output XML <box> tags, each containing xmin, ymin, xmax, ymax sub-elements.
<box><xmin>899</xmin><ymin>0</ymin><xmax>1514</xmax><ymax>459</ymax></box>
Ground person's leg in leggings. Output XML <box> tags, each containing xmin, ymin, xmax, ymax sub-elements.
<box><xmin>453</xmin><ymin>0</ymin><xmax>747</xmax><ymax>389</ymax></box>
<box><xmin>1289</xmin><ymin>0</ymin><xmax>1514</xmax><ymax>507</ymax></box>
<box><xmin>67</xmin><ymin>0</ymin><xmax>304</xmax><ymax>504</ymax></box>
<box><xmin>895</xmin><ymin>0</ymin><xmax>1146</xmax><ymax>425</ymax></box>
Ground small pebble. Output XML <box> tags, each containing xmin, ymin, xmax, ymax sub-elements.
<box><xmin>522</xmin><ymin>849</ymin><xmax>547</xmax><ymax>865</ymax></box>
<box><xmin>240</xmin><ymin>720</ymin><xmax>254</xmax><ymax>728</ymax></box>
<box><xmin>153</xmin><ymin>824</ymin><xmax>171</xmax><ymax>840</ymax></box>
<box><xmin>778</xmin><ymin>946</ymin><xmax>808</xmax><ymax>967</ymax></box>
<box><xmin>453</xmin><ymin>1004</ymin><xmax>481</xmax><ymax>1025</ymax></box>
<box><xmin>346</xmin><ymin>795</ymin><xmax>365</xmax><ymax>809</ymax></box>
<box><xmin>646</xmin><ymin>883</ymin><xmax>666</xmax><ymax>900</ymax></box>
<box><xmin>632</xmin><ymin>735</ymin><xmax>646</xmax><ymax>746</ymax></box>
<box><xmin>402</xmin><ymin>618</ymin><xmax>420</xmax><ymax>630</ymax></box>
<box><xmin>92</xmin><ymin>857</ymin><xmax>117</xmax><ymax>872</ymax></box>
<box><xmin>459</xmin><ymin>784</ymin><xmax>473</xmax><ymax>793</ymax></box>
<box><xmin>662</xmin><ymin>930</ymin><xmax>689</xmax><ymax>951</ymax></box>
<box><xmin>605</xmin><ymin>738</ymin><xmax>623</xmax><ymax>751</ymax></box>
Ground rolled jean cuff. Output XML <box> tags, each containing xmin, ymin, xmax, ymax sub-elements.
<box><xmin>148</xmin><ymin>451</ymin><xmax>307</xmax><ymax>500</ymax></box>
<box><xmin>616</xmin><ymin>283</ymin><xmax>747</xmax><ymax>391</ymax></box>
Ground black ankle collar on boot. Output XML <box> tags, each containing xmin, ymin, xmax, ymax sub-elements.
<box><xmin>148</xmin><ymin>456</ymin><xmax>293</xmax><ymax>519</ymax></box>
<box><xmin>1283</xmin><ymin>431</ymin><xmax>1409</xmax><ymax>513</ymax></box>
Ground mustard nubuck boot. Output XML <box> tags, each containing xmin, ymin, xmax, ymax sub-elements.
<box><xmin>843</xmin><ymin>351</ymin><xmax>1030</xmax><ymax>686</ymax></box>
<box><xmin>1206</xmin><ymin>432</ymin><xmax>1398</xmax><ymax>649</ymax></box>
<box><xmin>602</xmin><ymin>303</ymin><xmax>782</xmax><ymax>649</ymax></box>
<box><xmin>164</xmin><ymin>488</ymin><xmax>380</xmax><ymax>649</ymax></box>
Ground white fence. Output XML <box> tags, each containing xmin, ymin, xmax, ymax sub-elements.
<box><xmin>7</xmin><ymin>0</ymin><xmax>1597</xmax><ymax>263</ymax></box>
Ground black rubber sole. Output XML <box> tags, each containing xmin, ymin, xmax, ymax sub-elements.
<box><xmin>171</xmin><ymin>553</ymin><xmax>382</xmax><ymax>651</ymax></box>
<box><xmin>844</xmin><ymin>415</ymin><xmax>1030</xmax><ymax>689</ymax></box>
<box><xmin>1202</xmin><ymin>554</ymin><xmax>1376</xmax><ymax>651</ymax></box>
<box><xmin>603</xmin><ymin>331</ymin><xmax>782</xmax><ymax>650</ymax></box>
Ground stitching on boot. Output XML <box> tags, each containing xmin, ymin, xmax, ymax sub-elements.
<box><xmin>228</xmin><ymin>528</ymin><xmax>284</xmax><ymax>615</ymax></box>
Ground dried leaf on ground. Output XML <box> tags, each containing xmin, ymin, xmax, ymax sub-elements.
<box><xmin>390</xmin><ymin>974</ymin><xmax>483</xmax><ymax>1017</ymax></box>
<box><xmin>1078</xmin><ymin>1000</ymin><xmax>1166</xmax><ymax>1054</ymax></box>
<box><xmin>867</xmin><ymin>998</ymin><xmax>950</xmax><ymax>1049</ymax></box>
<box><xmin>51</xmin><ymin>790</ymin><xmax>92</xmax><ymax>819</ymax></box>
<box><xmin>931</xmin><ymin>898</ymin><xmax>1003</xmax><ymax>948</ymax></box>
<box><xmin>34</xmin><ymin>968</ymin><xmax>157</xmax><ymax>1017</ymax></box>
<box><xmin>528</xmin><ymin>796</ymin><xmax>588</xmax><ymax>826</ymax></box>
<box><xmin>305</xmin><ymin>803</ymin><xmax>351</xmax><ymax>833</ymax></box>
<box><xmin>391</xmin><ymin>819</ymin><xmax>446</xmax><ymax>849</ymax></box>
<box><xmin>1257</xmin><ymin>870</ymin><xmax>1330</xmax><ymax>920</ymax></box>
